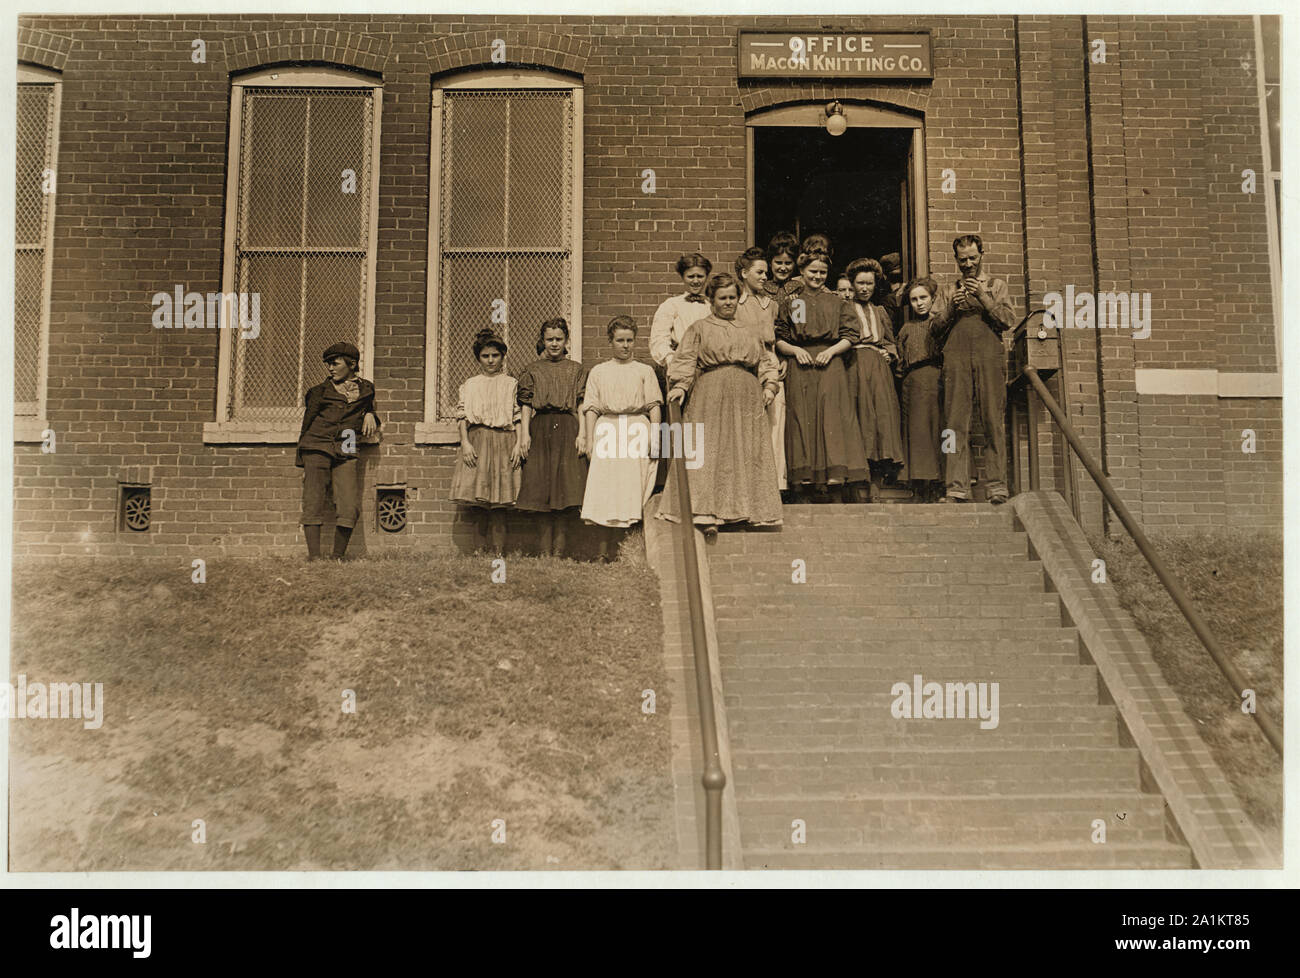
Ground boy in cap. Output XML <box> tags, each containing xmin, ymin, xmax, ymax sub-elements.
<box><xmin>296</xmin><ymin>341</ymin><xmax>382</xmax><ymax>560</ymax></box>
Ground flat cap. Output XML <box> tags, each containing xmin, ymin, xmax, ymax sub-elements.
<box><xmin>322</xmin><ymin>342</ymin><xmax>360</xmax><ymax>363</ymax></box>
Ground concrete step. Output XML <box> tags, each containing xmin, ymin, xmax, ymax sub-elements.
<box><xmin>737</xmin><ymin>794</ymin><xmax>1168</xmax><ymax>847</ymax></box>
<box><xmin>713</xmin><ymin>595</ymin><xmax>1062</xmax><ymax>617</ymax></box>
<box><xmin>718</xmin><ymin>663</ymin><xmax>1090</xmax><ymax>684</ymax></box>
<box><xmin>735</xmin><ymin>771</ymin><xmax>1142</xmax><ymax>797</ymax></box>
<box><xmin>718</xmin><ymin>617</ymin><xmax>1066</xmax><ymax>637</ymax></box>
<box><xmin>730</xmin><ymin>719</ymin><xmax>1121</xmax><ymax>750</ymax></box>
<box><xmin>715</xmin><ymin>528</ymin><xmax>1022</xmax><ymax>543</ymax></box>
<box><xmin>713</xmin><ymin>579</ymin><xmax>1048</xmax><ymax>596</ymax></box>
<box><xmin>719</xmin><ymin>657</ymin><xmax>1083</xmax><ymax>677</ymax></box>
<box><xmin>727</xmin><ymin>703</ymin><xmax>1112</xmax><ymax>728</ymax></box>
<box><xmin>731</xmin><ymin>747</ymin><xmax>1139</xmax><ymax>794</ymax></box>
<box><xmin>740</xmin><ymin>842</ymin><xmax>1193</xmax><ymax>870</ymax></box>
<box><xmin>719</xmin><ymin>660</ymin><xmax>1083</xmax><ymax>679</ymax></box>
<box><xmin>723</xmin><ymin>677</ymin><xmax>1099</xmax><ymax>709</ymax></box>
<box><xmin>710</xmin><ymin>567</ymin><xmax>1049</xmax><ymax>588</ymax></box>
<box><xmin>707</xmin><ymin>577</ymin><xmax>1050</xmax><ymax>593</ymax></box>
<box><xmin>711</xmin><ymin>540</ymin><xmax>1031</xmax><ymax>558</ymax></box>
<box><xmin>712</xmin><ymin>535</ymin><xmax>1024</xmax><ymax>551</ymax></box>
<box><xmin>777</xmin><ymin>506</ymin><xmax>1014</xmax><ymax>527</ymax></box>
<box><xmin>711</xmin><ymin>554</ymin><xmax>1042</xmax><ymax>573</ymax></box>
<box><xmin>718</xmin><ymin>634</ymin><xmax>1080</xmax><ymax>658</ymax></box>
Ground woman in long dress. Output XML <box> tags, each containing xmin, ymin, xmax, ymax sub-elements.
<box><xmin>579</xmin><ymin>316</ymin><xmax>662</xmax><ymax>558</ymax></box>
<box><xmin>649</xmin><ymin>252</ymin><xmax>713</xmax><ymax>490</ymax></box>
<box><xmin>516</xmin><ymin>317</ymin><xmax>589</xmax><ymax>557</ymax></box>
<box><xmin>844</xmin><ymin>258</ymin><xmax>905</xmax><ymax>501</ymax></box>
<box><xmin>658</xmin><ymin>273</ymin><xmax>782</xmax><ymax>536</ymax></box>
<box><xmin>733</xmin><ymin>246</ymin><xmax>787</xmax><ymax>496</ymax></box>
<box><xmin>774</xmin><ymin>250</ymin><xmax>868</xmax><ymax>500</ymax></box>
<box><xmin>897</xmin><ymin>276</ymin><xmax>946</xmax><ymax>502</ymax></box>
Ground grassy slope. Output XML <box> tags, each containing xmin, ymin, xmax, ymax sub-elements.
<box><xmin>1089</xmin><ymin>529</ymin><xmax>1282</xmax><ymax>852</ymax></box>
<box><xmin>8</xmin><ymin>538</ymin><xmax>674</xmax><ymax>871</ymax></box>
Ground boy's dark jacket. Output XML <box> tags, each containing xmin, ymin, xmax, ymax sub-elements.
<box><xmin>295</xmin><ymin>378</ymin><xmax>380</xmax><ymax>467</ymax></box>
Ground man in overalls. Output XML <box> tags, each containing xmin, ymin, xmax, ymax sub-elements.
<box><xmin>929</xmin><ymin>234</ymin><xmax>1018</xmax><ymax>505</ymax></box>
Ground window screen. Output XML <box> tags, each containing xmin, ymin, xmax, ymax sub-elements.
<box><xmin>228</xmin><ymin>86</ymin><xmax>374</xmax><ymax>423</ymax></box>
<box><xmin>15</xmin><ymin>83</ymin><xmax>55</xmax><ymax>414</ymax></box>
<box><xmin>436</xmin><ymin>89</ymin><xmax>574</xmax><ymax>419</ymax></box>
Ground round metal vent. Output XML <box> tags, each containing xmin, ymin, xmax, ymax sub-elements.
<box><xmin>377</xmin><ymin>490</ymin><xmax>407</xmax><ymax>532</ymax></box>
<box><xmin>123</xmin><ymin>488</ymin><xmax>151</xmax><ymax>531</ymax></box>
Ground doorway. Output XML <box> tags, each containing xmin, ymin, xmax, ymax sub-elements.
<box><xmin>746</xmin><ymin>102</ymin><xmax>926</xmax><ymax>284</ymax></box>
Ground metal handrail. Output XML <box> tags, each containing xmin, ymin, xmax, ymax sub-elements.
<box><xmin>1022</xmin><ymin>366</ymin><xmax>1283</xmax><ymax>756</ymax></box>
<box><xmin>666</xmin><ymin>398</ymin><xmax>726</xmax><ymax>868</ymax></box>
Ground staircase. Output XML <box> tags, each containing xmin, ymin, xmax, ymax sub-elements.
<box><xmin>707</xmin><ymin>503</ymin><xmax>1193</xmax><ymax>870</ymax></box>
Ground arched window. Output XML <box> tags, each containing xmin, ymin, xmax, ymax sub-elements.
<box><xmin>419</xmin><ymin>68</ymin><xmax>583</xmax><ymax>441</ymax></box>
<box><xmin>15</xmin><ymin>63</ymin><xmax>61</xmax><ymax>441</ymax></box>
<box><xmin>207</xmin><ymin>66</ymin><xmax>382</xmax><ymax>441</ymax></box>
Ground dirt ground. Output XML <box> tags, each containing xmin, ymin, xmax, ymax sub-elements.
<box><xmin>8</xmin><ymin>554</ymin><xmax>676</xmax><ymax>872</ymax></box>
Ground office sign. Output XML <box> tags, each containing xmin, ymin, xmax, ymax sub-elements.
<box><xmin>739</xmin><ymin>31</ymin><xmax>932</xmax><ymax>80</ymax></box>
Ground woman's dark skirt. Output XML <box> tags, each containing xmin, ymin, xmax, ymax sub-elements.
<box><xmin>782</xmin><ymin>342</ymin><xmax>868</xmax><ymax>487</ymax></box>
<box><xmin>516</xmin><ymin>411</ymin><xmax>589</xmax><ymax>512</ymax></box>
<box><xmin>846</xmin><ymin>346</ymin><xmax>905</xmax><ymax>465</ymax></box>
<box><xmin>900</xmin><ymin>363</ymin><xmax>944</xmax><ymax>482</ymax></box>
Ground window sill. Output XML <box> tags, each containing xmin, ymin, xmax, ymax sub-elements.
<box><xmin>13</xmin><ymin>417</ymin><xmax>50</xmax><ymax>443</ymax></box>
<box><xmin>414</xmin><ymin>421</ymin><xmax>461</xmax><ymax>445</ymax></box>
<box><xmin>203</xmin><ymin>421</ymin><xmax>382</xmax><ymax>446</ymax></box>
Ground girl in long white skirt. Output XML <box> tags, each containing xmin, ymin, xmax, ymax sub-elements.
<box><xmin>579</xmin><ymin>316</ymin><xmax>663</xmax><ymax>560</ymax></box>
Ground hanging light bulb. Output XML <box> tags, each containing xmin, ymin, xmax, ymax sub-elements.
<box><xmin>825</xmin><ymin>101</ymin><xmax>847</xmax><ymax>136</ymax></box>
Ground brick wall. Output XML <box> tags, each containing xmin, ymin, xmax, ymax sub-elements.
<box><xmin>13</xmin><ymin>15</ymin><xmax>1279</xmax><ymax>555</ymax></box>
<box><xmin>1118</xmin><ymin>18</ymin><xmax>1280</xmax><ymax>533</ymax></box>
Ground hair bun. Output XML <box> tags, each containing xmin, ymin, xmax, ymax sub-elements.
<box><xmin>472</xmin><ymin>328</ymin><xmax>508</xmax><ymax>359</ymax></box>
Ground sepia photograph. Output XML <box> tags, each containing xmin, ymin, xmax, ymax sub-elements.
<box><xmin>2</xmin><ymin>4</ymin><xmax>1287</xmax><ymax>889</ymax></box>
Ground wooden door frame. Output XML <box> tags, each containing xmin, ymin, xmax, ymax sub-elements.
<box><xmin>744</xmin><ymin>101</ymin><xmax>927</xmax><ymax>277</ymax></box>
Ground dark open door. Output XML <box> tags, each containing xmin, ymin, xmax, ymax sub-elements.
<box><xmin>753</xmin><ymin>126</ymin><xmax>913</xmax><ymax>277</ymax></box>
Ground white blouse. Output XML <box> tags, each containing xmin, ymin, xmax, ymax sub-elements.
<box><xmin>455</xmin><ymin>373</ymin><xmax>520</xmax><ymax>429</ymax></box>
<box><xmin>583</xmin><ymin>359</ymin><xmax>662</xmax><ymax>416</ymax></box>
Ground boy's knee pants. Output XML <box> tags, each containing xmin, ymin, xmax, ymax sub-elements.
<box><xmin>301</xmin><ymin>452</ymin><xmax>361</xmax><ymax>528</ymax></box>
<box><xmin>942</xmin><ymin>351</ymin><xmax>1007</xmax><ymax>499</ymax></box>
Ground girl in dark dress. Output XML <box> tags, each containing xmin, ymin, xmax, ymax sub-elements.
<box><xmin>844</xmin><ymin>258</ymin><xmax>905</xmax><ymax>502</ymax></box>
<box><xmin>774</xmin><ymin>251</ymin><xmax>868</xmax><ymax>500</ymax></box>
<box><xmin>762</xmin><ymin>231</ymin><xmax>801</xmax><ymax>300</ymax></box>
<box><xmin>897</xmin><ymin>276</ymin><xmax>946</xmax><ymax>502</ymax></box>
<box><xmin>516</xmin><ymin>317</ymin><xmax>589</xmax><ymax>557</ymax></box>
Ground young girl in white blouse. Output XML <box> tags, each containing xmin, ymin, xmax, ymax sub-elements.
<box><xmin>450</xmin><ymin>328</ymin><xmax>524</xmax><ymax>554</ymax></box>
<box><xmin>579</xmin><ymin>316</ymin><xmax>663</xmax><ymax>560</ymax></box>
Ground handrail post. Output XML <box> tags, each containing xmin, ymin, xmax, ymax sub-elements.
<box><xmin>1023</xmin><ymin>366</ymin><xmax>1283</xmax><ymax>756</ymax></box>
<box><xmin>667</xmin><ymin>399</ymin><xmax>726</xmax><ymax>868</ymax></box>
<box><xmin>1026</xmin><ymin>391</ymin><xmax>1040</xmax><ymax>492</ymax></box>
